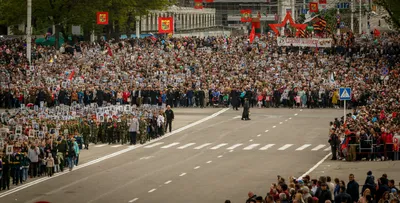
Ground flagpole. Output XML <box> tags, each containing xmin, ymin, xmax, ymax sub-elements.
<box><xmin>27</xmin><ymin>0</ymin><xmax>32</xmax><ymax>64</ymax></box>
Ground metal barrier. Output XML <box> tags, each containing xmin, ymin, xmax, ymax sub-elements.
<box><xmin>340</xmin><ymin>141</ymin><xmax>399</xmax><ymax>161</ymax></box>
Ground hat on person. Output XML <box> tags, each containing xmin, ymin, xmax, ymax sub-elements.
<box><xmin>367</xmin><ymin>171</ymin><xmax>372</xmax><ymax>175</ymax></box>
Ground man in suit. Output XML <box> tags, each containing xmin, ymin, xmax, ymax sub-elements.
<box><xmin>165</xmin><ymin>105</ymin><xmax>174</xmax><ymax>133</ymax></box>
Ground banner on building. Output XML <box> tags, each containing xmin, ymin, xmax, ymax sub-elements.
<box><xmin>319</xmin><ymin>0</ymin><xmax>327</xmax><ymax>4</ymax></box>
<box><xmin>158</xmin><ymin>17</ymin><xmax>174</xmax><ymax>34</ymax></box>
<box><xmin>96</xmin><ymin>12</ymin><xmax>109</xmax><ymax>25</ymax></box>
<box><xmin>309</xmin><ymin>2</ymin><xmax>319</xmax><ymax>12</ymax></box>
<box><xmin>240</xmin><ymin>10</ymin><xmax>252</xmax><ymax>22</ymax></box>
<box><xmin>205</xmin><ymin>0</ymin><xmax>214</xmax><ymax>2</ymax></box>
<box><xmin>277</xmin><ymin>37</ymin><xmax>332</xmax><ymax>47</ymax></box>
<box><xmin>194</xmin><ymin>0</ymin><xmax>203</xmax><ymax>9</ymax></box>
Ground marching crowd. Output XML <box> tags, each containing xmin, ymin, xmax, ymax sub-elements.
<box><xmin>0</xmin><ymin>30</ymin><xmax>400</xmax><ymax>191</ymax></box>
<box><xmin>239</xmin><ymin>171</ymin><xmax>399</xmax><ymax>203</ymax></box>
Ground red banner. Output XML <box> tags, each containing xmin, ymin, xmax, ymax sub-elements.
<box><xmin>319</xmin><ymin>0</ymin><xmax>327</xmax><ymax>4</ymax></box>
<box><xmin>96</xmin><ymin>12</ymin><xmax>109</xmax><ymax>25</ymax></box>
<box><xmin>194</xmin><ymin>0</ymin><xmax>203</xmax><ymax>9</ymax></box>
<box><xmin>309</xmin><ymin>2</ymin><xmax>319</xmax><ymax>12</ymax></box>
<box><xmin>205</xmin><ymin>0</ymin><xmax>214</xmax><ymax>2</ymax></box>
<box><xmin>240</xmin><ymin>10</ymin><xmax>252</xmax><ymax>22</ymax></box>
<box><xmin>158</xmin><ymin>17</ymin><xmax>174</xmax><ymax>34</ymax></box>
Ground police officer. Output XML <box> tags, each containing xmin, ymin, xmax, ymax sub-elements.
<box><xmin>164</xmin><ymin>105</ymin><xmax>174</xmax><ymax>133</ymax></box>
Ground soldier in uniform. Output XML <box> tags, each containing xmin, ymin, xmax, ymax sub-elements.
<box><xmin>138</xmin><ymin>116</ymin><xmax>147</xmax><ymax>144</ymax></box>
<box><xmin>1</xmin><ymin>153</ymin><xmax>11</xmax><ymax>190</ymax></box>
<box><xmin>120</xmin><ymin>116</ymin><xmax>129</xmax><ymax>144</ymax></box>
<box><xmin>81</xmin><ymin>120</ymin><xmax>90</xmax><ymax>149</ymax></box>
<box><xmin>106</xmin><ymin>118</ymin><xmax>114</xmax><ymax>144</ymax></box>
<box><xmin>91</xmin><ymin>120</ymin><xmax>99</xmax><ymax>144</ymax></box>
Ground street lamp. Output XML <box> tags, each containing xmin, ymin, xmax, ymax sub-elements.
<box><xmin>27</xmin><ymin>0</ymin><xmax>32</xmax><ymax>64</ymax></box>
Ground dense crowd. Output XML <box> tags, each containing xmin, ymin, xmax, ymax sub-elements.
<box><xmin>0</xmin><ymin>30</ymin><xmax>400</xmax><ymax>191</ymax></box>
<box><xmin>236</xmin><ymin>171</ymin><xmax>399</xmax><ymax>203</ymax></box>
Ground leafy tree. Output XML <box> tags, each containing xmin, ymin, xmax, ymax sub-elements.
<box><xmin>374</xmin><ymin>0</ymin><xmax>400</xmax><ymax>30</ymax></box>
<box><xmin>0</xmin><ymin>0</ymin><xmax>174</xmax><ymax>46</ymax></box>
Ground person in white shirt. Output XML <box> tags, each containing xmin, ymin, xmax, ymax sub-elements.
<box><xmin>128</xmin><ymin>115</ymin><xmax>139</xmax><ymax>145</ymax></box>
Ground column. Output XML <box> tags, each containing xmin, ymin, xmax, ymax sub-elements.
<box><xmin>191</xmin><ymin>14</ymin><xmax>194</xmax><ymax>29</ymax></box>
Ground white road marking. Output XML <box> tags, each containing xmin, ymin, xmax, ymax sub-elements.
<box><xmin>128</xmin><ymin>198</ymin><xmax>139</xmax><ymax>202</ymax></box>
<box><xmin>194</xmin><ymin>166</ymin><xmax>200</xmax><ymax>169</ymax></box>
<box><xmin>300</xmin><ymin>109</ymin><xmax>303</xmax><ymax>111</ymax></box>
<box><xmin>218</xmin><ymin>155</ymin><xmax>223</xmax><ymax>158</ymax></box>
<box><xmin>233</xmin><ymin>116</ymin><xmax>241</xmax><ymax>119</ymax></box>
<box><xmin>279</xmin><ymin>122</ymin><xmax>283</xmax><ymax>124</ymax></box>
<box><xmin>243</xmin><ymin>144</ymin><xmax>260</xmax><ymax>150</ymax></box>
<box><xmin>272</xmin><ymin>126</ymin><xmax>276</xmax><ymax>128</ymax></box>
<box><xmin>139</xmin><ymin>156</ymin><xmax>154</xmax><ymax>160</ymax></box>
<box><xmin>227</xmin><ymin>144</ymin><xmax>243</xmax><ymax>150</ymax></box>
<box><xmin>177</xmin><ymin>143</ymin><xmax>196</xmax><ymax>149</ymax></box>
<box><xmin>265</xmin><ymin>130</ymin><xmax>269</xmax><ymax>132</ymax></box>
<box><xmin>289</xmin><ymin>117</ymin><xmax>292</xmax><ymax>119</ymax></box>
<box><xmin>165</xmin><ymin>180</ymin><xmax>172</xmax><ymax>184</ymax></box>
<box><xmin>229</xmin><ymin>150</ymin><xmax>233</xmax><ymax>152</ymax></box>
<box><xmin>300</xmin><ymin>152</ymin><xmax>332</xmax><ymax>178</ymax></box>
<box><xmin>285</xmin><ymin>120</ymin><xmax>288</xmax><ymax>122</ymax></box>
<box><xmin>257</xmin><ymin>134</ymin><xmax>261</xmax><ymax>137</ymax></box>
<box><xmin>296</xmin><ymin>144</ymin><xmax>312</xmax><ymax>151</ymax></box>
<box><xmin>180</xmin><ymin>173</ymin><xmax>186</xmax><ymax>177</ymax></box>
<box><xmin>324</xmin><ymin>147</ymin><xmax>331</xmax><ymax>151</ymax></box>
<box><xmin>148</xmin><ymin>189</ymin><xmax>156</xmax><ymax>193</ymax></box>
<box><xmin>206</xmin><ymin>161</ymin><xmax>212</xmax><ymax>164</ymax></box>
<box><xmin>0</xmin><ymin>108</ymin><xmax>230</xmax><ymax>199</ymax></box>
<box><xmin>259</xmin><ymin>144</ymin><xmax>275</xmax><ymax>150</ymax></box>
<box><xmin>194</xmin><ymin>143</ymin><xmax>212</xmax><ymax>149</ymax></box>
<box><xmin>249</xmin><ymin>139</ymin><xmax>253</xmax><ymax>142</ymax></box>
<box><xmin>278</xmin><ymin>144</ymin><xmax>293</xmax><ymax>150</ymax></box>
<box><xmin>161</xmin><ymin>142</ymin><xmax>180</xmax><ymax>149</ymax></box>
<box><xmin>144</xmin><ymin>142</ymin><xmax>164</xmax><ymax>148</ymax></box>
<box><xmin>210</xmin><ymin>143</ymin><xmax>228</xmax><ymax>150</ymax></box>
<box><xmin>311</xmin><ymin>144</ymin><xmax>326</xmax><ymax>151</ymax></box>
<box><xmin>111</xmin><ymin>145</ymin><xmax>123</xmax><ymax>148</ymax></box>
<box><xmin>95</xmin><ymin>144</ymin><xmax>107</xmax><ymax>148</ymax></box>
<box><xmin>294</xmin><ymin>113</ymin><xmax>298</xmax><ymax>116</ymax></box>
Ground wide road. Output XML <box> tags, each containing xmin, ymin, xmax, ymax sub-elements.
<box><xmin>0</xmin><ymin>107</ymin><xmax>341</xmax><ymax>203</ymax></box>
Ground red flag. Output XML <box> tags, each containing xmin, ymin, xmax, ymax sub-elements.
<box><xmin>374</xmin><ymin>28</ymin><xmax>381</xmax><ymax>37</ymax></box>
<box><xmin>68</xmin><ymin>70</ymin><xmax>75</xmax><ymax>81</ymax></box>
<box><xmin>240</xmin><ymin>10</ymin><xmax>252</xmax><ymax>22</ymax></box>
<box><xmin>249</xmin><ymin>26</ymin><xmax>255</xmax><ymax>43</ymax></box>
<box><xmin>158</xmin><ymin>17</ymin><xmax>174</xmax><ymax>33</ymax></box>
<box><xmin>194</xmin><ymin>0</ymin><xmax>203</xmax><ymax>9</ymax></box>
<box><xmin>96</xmin><ymin>12</ymin><xmax>109</xmax><ymax>25</ymax></box>
<box><xmin>309</xmin><ymin>2</ymin><xmax>319</xmax><ymax>12</ymax></box>
<box><xmin>106</xmin><ymin>44</ymin><xmax>113</xmax><ymax>57</ymax></box>
<box><xmin>205</xmin><ymin>0</ymin><xmax>214</xmax><ymax>2</ymax></box>
<box><xmin>319</xmin><ymin>0</ymin><xmax>327</xmax><ymax>4</ymax></box>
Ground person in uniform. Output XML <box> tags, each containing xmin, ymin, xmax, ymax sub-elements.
<box><xmin>106</xmin><ymin>118</ymin><xmax>114</xmax><ymax>145</ymax></box>
<box><xmin>120</xmin><ymin>116</ymin><xmax>129</xmax><ymax>144</ymax></box>
<box><xmin>1</xmin><ymin>154</ymin><xmax>11</xmax><ymax>190</ymax></box>
<box><xmin>82</xmin><ymin>120</ymin><xmax>90</xmax><ymax>150</ymax></box>
<box><xmin>164</xmin><ymin>105</ymin><xmax>174</xmax><ymax>133</ymax></box>
<box><xmin>242</xmin><ymin>98</ymin><xmax>251</xmax><ymax>120</ymax></box>
<box><xmin>139</xmin><ymin>116</ymin><xmax>147</xmax><ymax>144</ymax></box>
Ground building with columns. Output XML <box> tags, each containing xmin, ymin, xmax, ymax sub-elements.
<box><xmin>140</xmin><ymin>5</ymin><xmax>216</xmax><ymax>33</ymax></box>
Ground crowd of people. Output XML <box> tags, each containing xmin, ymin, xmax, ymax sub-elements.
<box><xmin>0</xmin><ymin>29</ymin><xmax>400</xmax><ymax>190</ymax></box>
<box><xmin>237</xmin><ymin>171</ymin><xmax>399</xmax><ymax>203</ymax></box>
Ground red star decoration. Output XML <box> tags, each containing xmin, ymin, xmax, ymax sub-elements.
<box><xmin>269</xmin><ymin>12</ymin><xmax>307</xmax><ymax>37</ymax></box>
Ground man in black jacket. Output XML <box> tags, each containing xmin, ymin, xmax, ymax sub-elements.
<box><xmin>165</xmin><ymin>105</ymin><xmax>174</xmax><ymax>133</ymax></box>
<box><xmin>347</xmin><ymin>174</ymin><xmax>359</xmax><ymax>202</ymax></box>
<box><xmin>335</xmin><ymin>186</ymin><xmax>352</xmax><ymax>203</ymax></box>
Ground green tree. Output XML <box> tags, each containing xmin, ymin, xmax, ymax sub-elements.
<box><xmin>374</xmin><ymin>0</ymin><xmax>400</xmax><ymax>30</ymax></box>
<box><xmin>0</xmin><ymin>0</ymin><xmax>174</xmax><ymax>46</ymax></box>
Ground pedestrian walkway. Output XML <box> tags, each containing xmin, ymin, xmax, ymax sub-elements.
<box><xmin>91</xmin><ymin>142</ymin><xmax>332</xmax><ymax>152</ymax></box>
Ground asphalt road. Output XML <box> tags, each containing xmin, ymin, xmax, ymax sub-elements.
<box><xmin>0</xmin><ymin>107</ymin><xmax>343</xmax><ymax>203</ymax></box>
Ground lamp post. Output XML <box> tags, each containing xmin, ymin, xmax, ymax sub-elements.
<box><xmin>27</xmin><ymin>0</ymin><xmax>32</xmax><ymax>64</ymax></box>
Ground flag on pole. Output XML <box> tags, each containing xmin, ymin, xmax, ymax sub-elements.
<box><xmin>249</xmin><ymin>26</ymin><xmax>255</xmax><ymax>43</ymax></box>
<box><xmin>68</xmin><ymin>70</ymin><xmax>75</xmax><ymax>81</ymax></box>
<box><xmin>158</xmin><ymin>17</ymin><xmax>174</xmax><ymax>33</ymax></box>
